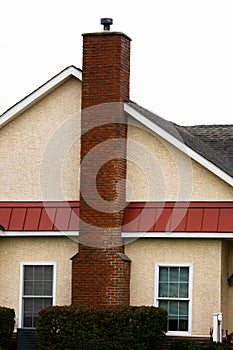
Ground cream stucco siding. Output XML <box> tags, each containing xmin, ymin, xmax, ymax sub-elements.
<box><xmin>1</xmin><ymin>75</ymin><xmax>233</xmax><ymax>338</ymax></box>
<box><xmin>225</xmin><ymin>242</ymin><xmax>233</xmax><ymax>331</ymax></box>
<box><xmin>221</xmin><ymin>241</ymin><xmax>229</xmax><ymax>331</ymax></box>
<box><xmin>126</xmin><ymin>119</ymin><xmax>233</xmax><ymax>201</ymax></box>
<box><xmin>0</xmin><ymin>237</ymin><xmax>78</xmax><ymax>328</ymax></box>
<box><xmin>1</xmin><ymin>235</ymin><xmax>232</xmax><ymax>335</ymax></box>
<box><xmin>1</xmin><ymin>90</ymin><xmax>232</xmax><ymax>201</ymax></box>
<box><xmin>125</xmin><ymin>238</ymin><xmax>222</xmax><ymax>336</ymax></box>
<box><xmin>0</xmin><ymin>77</ymin><xmax>81</xmax><ymax>201</ymax></box>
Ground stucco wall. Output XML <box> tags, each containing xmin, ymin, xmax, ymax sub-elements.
<box><xmin>126</xmin><ymin>119</ymin><xmax>233</xmax><ymax>201</ymax></box>
<box><xmin>125</xmin><ymin>238</ymin><xmax>222</xmax><ymax>336</ymax></box>
<box><xmin>0</xmin><ymin>90</ymin><xmax>232</xmax><ymax>202</ymax></box>
<box><xmin>225</xmin><ymin>242</ymin><xmax>233</xmax><ymax>332</ymax></box>
<box><xmin>1</xmin><ymin>235</ymin><xmax>228</xmax><ymax>335</ymax></box>
<box><xmin>220</xmin><ymin>241</ymin><xmax>227</xmax><ymax>331</ymax></box>
<box><xmin>0</xmin><ymin>77</ymin><xmax>81</xmax><ymax>201</ymax></box>
<box><xmin>0</xmin><ymin>236</ymin><xmax>78</xmax><ymax>328</ymax></box>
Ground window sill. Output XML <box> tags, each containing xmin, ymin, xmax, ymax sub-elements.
<box><xmin>166</xmin><ymin>331</ymin><xmax>191</xmax><ymax>337</ymax></box>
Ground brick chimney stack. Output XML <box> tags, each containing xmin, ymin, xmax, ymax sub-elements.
<box><xmin>72</xmin><ymin>20</ymin><xmax>131</xmax><ymax>305</ymax></box>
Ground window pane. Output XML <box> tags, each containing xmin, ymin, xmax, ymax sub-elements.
<box><xmin>34</xmin><ymin>266</ymin><xmax>43</xmax><ymax>280</ymax></box>
<box><xmin>179</xmin><ymin>283</ymin><xmax>189</xmax><ymax>298</ymax></box>
<box><xmin>34</xmin><ymin>281</ymin><xmax>43</xmax><ymax>295</ymax></box>
<box><xmin>24</xmin><ymin>266</ymin><xmax>33</xmax><ymax>280</ymax></box>
<box><xmin>44</xmin><ymin>281</ymin><xmax>53</xmax><ymax>295</ymax></box>
<box><xmin>24</xmin><ymin>299</ymin><xmax>33</xmax><ymax>312</ymax></box>
<box><xmin>159</xmin><ymin>283</ymin><xmax>168</xmax><ymax>297</ymax></box>
<box><xmin>179</xmin><ymin>320</ymin><xmax>188</xmax><ymax>331</ymax></box>
<box><xmin>179</xmin><ymin>302</ymin><xmax>189</xmax><ymax>332</ymax></box>
<box><xmin>24</xmin><ymin>316</ymin><xmax>33</xmax><ymax>328</ymax></box>
<box><xmin>44</xmin><ymin>298</ymin><xmax>53</xmax><ymax>308</ymax></box>
<box><xmin>169</xmin><ymin>283</ymin><xmax>178</xmax><ymax>298</ymax></box>
<box><xmin>23</xmin><ymin>297</ymin><xmax>53</xmax><ymax>328</ymax></box>
<box><xmin>168</xmin><ymin>301</ymin><xmax>189</xmax><ymax>332</ymax></box>
<box><xmin>159</xmin><ymin>267</ymin><xmax>168</xmax><ymax>282</ymax></box>
<box><xmin>180</xmin><ymin>267</ymin><xmax>189</xmax><ymax>282</ymax></box>
<box><xmin>169</xmin><ymin>301</ymin><xmax>178</xmax><ymax>317</ymax></box>
<box><xmin>24</xmin><ymin>281</ymin><xmax>33</xmax><ymax>295</ymax></box>
<box><xmin>170</xmin><ymin>267</ymin><xmax>179</xmax><ymax>282</ymax></box>
<box><xmin>23</xmin><ymin>265</ymin><xmax>54</xmax><ymax>296</ymax></box>
<box><xmin>44</xmin><ymin>266</ymin><xmax>53</xmax><ymax>280</ymax></box>
<box><xmin>159</xmin><ymin>300</ymin><xmax>168</xmax><ymax>310</ymax></box>
<box><xmin>169</xmin><ymin>319</ymin><xmax>178</xmax><ymax>331</ymax></box>
<box><xmin>23</xmin><ymin>299</ymin><xmax>33</xmax><ymax>328</ymax></box>
<box><xmin>22</xmin><ymin>265</ymin><xmax>54</xmax><ymax>328</ymax></box>
<box><xmin>34</xmin><ymin>298</ymin><xmax>44</xmax><ymax>313</ymax></box>
<box><xmin>157</xmin><ymin>265</ymin><xmax>190</xmax><ymax>332</ymax></box>
<box><xmin>179</xmin><ymin>301</ymin><xmax>188</xmax><ymax>317</ymax></box>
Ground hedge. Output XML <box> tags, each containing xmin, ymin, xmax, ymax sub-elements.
<box><xmin>36</xmin><ymin>305</ymin><xmax>167</xmax><ymax>350</ymax></box>
<box><xmin>171</xmin><ymin>340</ymin><xmax>233</xmax><ymax>350</ymax></box>
<box><xmin>0</xmin><ymin>307</ymin><xmax>15</xmax><ymax>350</ymax></box>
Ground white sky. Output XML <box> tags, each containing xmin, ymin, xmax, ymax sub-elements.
<box><xmin>0</xmin><ymin>0</ymin><xmax>233</xmax><ymax>125</ymax></box>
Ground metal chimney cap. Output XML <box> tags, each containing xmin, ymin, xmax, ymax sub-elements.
<box><xmin>101</xmin><ymin>18</ymin><xmax>113</xmax><ymax>31</ymax></box>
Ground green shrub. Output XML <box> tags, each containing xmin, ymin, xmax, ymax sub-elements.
<box><xmin>171</xmin><ymin>340</ymin><xmax>233</xmax><ymax>350</ymax></box>
<box><xmin>0</xmin><ymin>307</ymin><xmax>15</xmax><ymax>350</ymax></box>
<box><xmin>36</xmin><ymin>305</ymin><xmax>167</xmax><ymax>350</ymax></box>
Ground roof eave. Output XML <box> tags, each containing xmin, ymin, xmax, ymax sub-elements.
<box><xmin>0</xmin><ymin>66</ymin><xmax>82</xmax><ymax>129</ymax></box>
<box><xmin>124</xmin><ymin>102</ymin><xmax>233</xmax><ymax>187</ymax></box>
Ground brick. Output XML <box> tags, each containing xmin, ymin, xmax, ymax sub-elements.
<box><xmin>72</xmin><ymin>31</ymin><xmax>131</xmax><ymax>305</ymax></box>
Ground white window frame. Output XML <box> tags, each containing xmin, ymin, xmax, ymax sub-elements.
<box><xmin>154</xmin><ymin>263</ymin><xmax>193</xmax><ymax>336</ymax></box>
<box><xmin>19</xmin><ymin>262</ymin><xmax>56</xmax><ymax>329</ymax></box>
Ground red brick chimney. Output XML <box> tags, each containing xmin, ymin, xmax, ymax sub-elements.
<box><xmin>72</xmin><ymin>19</ymin><xmax>131</xmax><ymax>305</ymax></box>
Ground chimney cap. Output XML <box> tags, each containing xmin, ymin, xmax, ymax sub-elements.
<box><xmin>101</xmin><ymin>18</ymin><xmax>113</xmax><ymax>31</ymax></box>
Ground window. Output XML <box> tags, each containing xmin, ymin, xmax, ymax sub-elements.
<box><xmin>155</xmin><ymin>264</ymin><xmax>192</xmax><ymax>333</ymax></box>
<box><xmin>20</xmin><ymin>263</ymin><xmax>56</xmax><ymax>328</ymax></box>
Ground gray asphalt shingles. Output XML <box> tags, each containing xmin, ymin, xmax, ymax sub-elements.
<box><xmin>127</xmin><ymin>101</ymin><xmax>233</xmax><ymax>177</ymax></box>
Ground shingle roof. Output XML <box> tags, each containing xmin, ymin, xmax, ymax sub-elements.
<box><xmin>181</xmin><ymin>125</ymin><xmax>233</xmax><ymax>177</ymax></box>
<box><xmin>127</xmin><ymin>101</ymin><xmax>233</xmax><ymax>178</ymax></box>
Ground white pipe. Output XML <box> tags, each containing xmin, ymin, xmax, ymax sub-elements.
<box><xmin>213</xmin><ymin>313</ymin><xmax>222</xmax><ymax>342</ymax></box>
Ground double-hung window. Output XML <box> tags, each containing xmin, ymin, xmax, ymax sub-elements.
<box><xmin>155</xmin><ymin>264</ymin><xmax>192</xmax><ymax>334</ymax></box>
<box><xmin>20</xmin><ymin>263</ymin><xmax>56</xmax><ymax>328</ymax></box>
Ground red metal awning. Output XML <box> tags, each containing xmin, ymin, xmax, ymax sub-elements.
<box><xmin>0</xmin><ymin>201</ymin><xmax>232</xmax><ymax>233</ymax></box>
<box><xmin>0</xmin><ymin>202</ymin><xmax>79</xmax><ymax>232</ymax></box>
<box><xmin>123</xmin><ymin>202</ymin><xmax>233</xmax><ymax>232</ymax></box>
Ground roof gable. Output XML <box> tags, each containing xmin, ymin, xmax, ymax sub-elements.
<box><xmin>0</xmin><ymin>66</ymin><xmax>232</xmax><ymax>187</ymax></box>
<box><xmin>0</xmin><ymin>66</ymin><xmax>82</xmax><ymax>128</ymax></box>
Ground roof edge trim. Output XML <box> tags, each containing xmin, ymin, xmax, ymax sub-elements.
<box><xmin>1</xmin><ymin>231</ymin><xmax>233</xmax><ymax>238</ymax></box>
<box><xmin>123</xmin><ymin>232</ymin><xmax>233</xmax><ymax>238</ymax></box>
<box><xmin>0</xmin><ymin>231</ymin><xmax>79</xmax><ymax>237</ymax></box>
<box><xmin>124</xmin><ymin>103</ymin><xmax>233</xmax><ymax>187</ymax></box>
<box><xmin>0</xmin><ymin>66</ymin><xmax>82</xmax><ymax>128</ymax></box>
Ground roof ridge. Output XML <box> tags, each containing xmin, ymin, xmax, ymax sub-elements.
<box><xmin>184</xmin><ymin>124</ymin><xmax>233</xmax><ymax>128</ymax></box>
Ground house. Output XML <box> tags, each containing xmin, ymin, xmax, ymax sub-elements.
<box><xmin>0</xmin><ymin>18</ymin><xmax>233</xmax><ymax>346</ymax></box>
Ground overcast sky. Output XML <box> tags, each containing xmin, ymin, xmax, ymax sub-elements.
<box><xmin>1</xmin><ymin>0</ymin><xmax>233</xmax><ymax>125</ymax></box>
